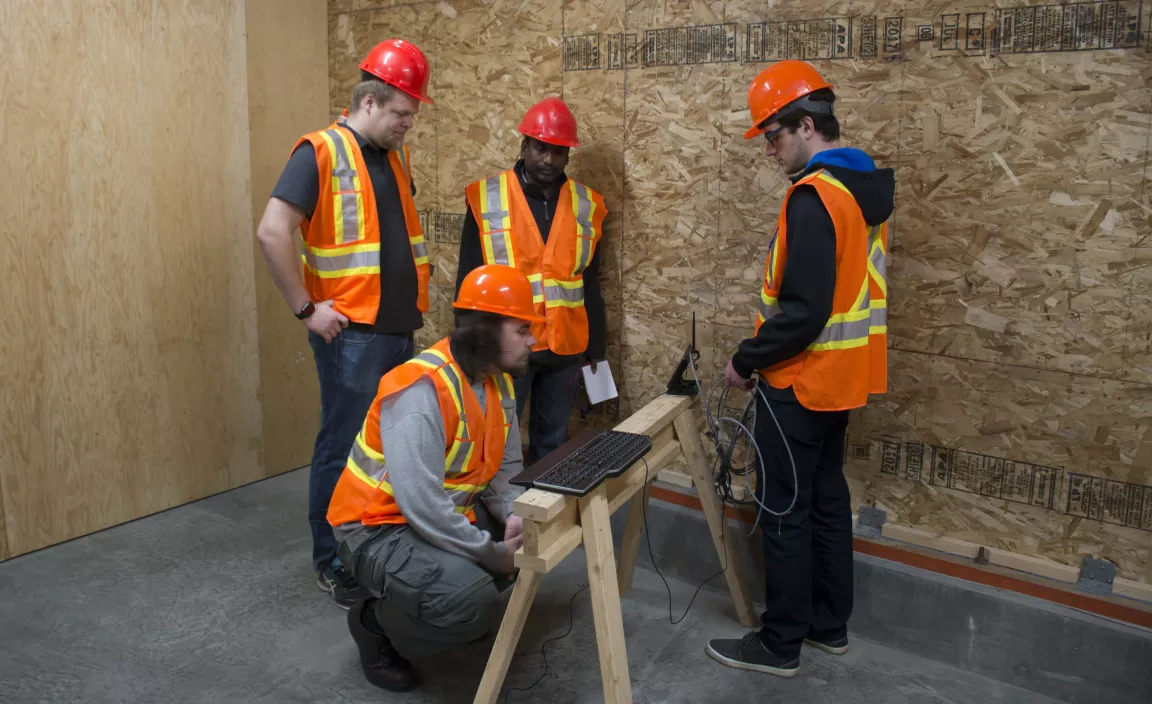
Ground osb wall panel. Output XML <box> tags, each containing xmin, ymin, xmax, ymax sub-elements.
<box><xmin>330</xmin><ymin>0</ymin><xmax>1152</xmax><ymax>581</ymax></box>
<box><xmin>0</xmin><ymin>0</ymin><xmax>262</xmax><ymax>557</ymax></box>
<box><xmin>248</xmin><ymin>0</ymin><xmax>330</xmax><ymax>476</ymax></box>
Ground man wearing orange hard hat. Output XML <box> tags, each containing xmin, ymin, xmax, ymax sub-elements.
<box><xmin>255</xmin><ymin>38</ymin><xmax>434</xmax><ymax>609</ymax></box>
<box><xmin>325</xmin><ymin>264</ymin><xmax>540</xmax><ymax>692</ymax></box>
<box><xmin>707</xmin><ymin>61</ymin><xmax>894</xmax><ymax>678</ymax></box>
<box><xmin>456</xmin><ymin>97</ymin><xmax>608</xmax><ymax>464</ymax></box>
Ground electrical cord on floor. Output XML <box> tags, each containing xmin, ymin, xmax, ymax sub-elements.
<box><xmin>501</xmin><ymin>583</ymin><xmax>588</xmax><ymax>703</ymax></box>
<box><xmin>640</xmin><ymin>456</ymin><xmax>730</xmax><ymax>625</ymax></box>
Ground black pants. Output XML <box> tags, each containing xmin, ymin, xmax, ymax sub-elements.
<box><xmin>752</xmin><ymin>386</ymin><xmax>853</xmax><ymax>659</ymax></box>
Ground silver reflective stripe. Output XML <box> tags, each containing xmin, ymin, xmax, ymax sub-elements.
<box><xmin>759</xmin><ymin>300</ymin><xmax>780</xmax><ymax>320</ymax></box>
<box><xmin>447</xmin><ymin>441</ymin><xmax>473</xmax><ymax>476</ymax></box>
<box><xmin>349</xmin><ymin>442</ymin><xmax>387</xmax><ymax>482</ymax></box>
<box><xmin>530</xmin><ymin>278</ymin><xmax>544</xmax><ymax>299</ymax></box>
<box><xmin>305</xmin><ymin>247</ymin><xmax>378</xmax><ymax>273</ymax></box>
<box><xmin>324</xmin><ymin>129</ymin><xmax>361</xmax><ymax>241</ymax></box>
<box><xmin>439</xmin><ymin>364</ymin><xmax>469</xmax><ymax>440</ymax></box>
<box><xmin>412</xmin><ymin>241</ymin><xmax>428</xmax><ymax>259</ymax></box>
<box><xmin>482</xmin><ymin>177</ymin><xmax>510</xmax><ymax>228</ymax></box>
<box><xmin>573</xmin><ymin>183</ymin><xmax>594</xmax><ymax>272</ymax></box>
<box><xmin>813</xmin><ymin>316</ymin><xmax>871</xmax><ymax>345</ymax></box>
<box><xmin>545</xmin><ymin>283</ymin><xmax>584</xmax><ymax>304</ymax></box>
<box><xmin>414</xmin><ymin>351</ymin><xmax>444</xmax><ymax>366</ymax></box>
<box><xmin>869</xmin><ymin>226</ymin><xmax>886</xmax><ymax>280</ymax></box>
<box><xmin>870</xmin><ymin>306</ymin><xmax>887</xmax><ymax>327</ymax></box>
<box><xmin>494</xmin><ymin>374</ymin><xmax>515</xmax><ymax>425</ymax></box>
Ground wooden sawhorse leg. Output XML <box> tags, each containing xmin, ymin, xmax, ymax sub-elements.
<box><xmin>473</xmin><ymin>569</ymin><xmax>543</xmax><ymax>704</ymax></box>
<box><xmin>581</xmin><ymin>484</ymin><xmax>633</xmax><ymax>704</ymax></box>
<box><xmin>673</xmin><ymin>410</ymin><xmax>758</xmax><ymax>628</ymax></box>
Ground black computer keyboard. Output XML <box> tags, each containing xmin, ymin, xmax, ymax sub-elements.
<box><xmin>532</xmin><ymin>430</ymin><xmax>653</xmax><ymax>496</ymax></box>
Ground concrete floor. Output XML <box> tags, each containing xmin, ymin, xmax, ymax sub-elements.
<box><xmin>0</xmin><ymin>469</ymin><xmax>1065</xmax><ymax>704</ymax></box>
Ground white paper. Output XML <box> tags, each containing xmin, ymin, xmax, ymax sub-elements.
<box><xmin>581</xmin><ymin>361</ymin><xmax>618</xmax><ymax>405</ymax></box>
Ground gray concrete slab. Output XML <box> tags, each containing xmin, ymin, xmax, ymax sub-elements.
<box><xmin>0</xmin><ymin>469</ymin><xmax>1068</xmax><ymax>703</ymax></box>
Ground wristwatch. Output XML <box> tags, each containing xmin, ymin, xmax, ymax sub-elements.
<box><xmin>294</xmin><ymin>301</ymin><xmax>316</xmax><ymax>320</ymax></box>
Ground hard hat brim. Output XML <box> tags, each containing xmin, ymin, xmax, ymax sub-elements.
<box><xmin>452</xmin><ymin>300</ymin><xmax>545</xmax><ymax>323</ymax></box>
<box><xmin>520</xmin><ymin>131</ymin><xmax>580</xmax><ymax>148</ymax></box>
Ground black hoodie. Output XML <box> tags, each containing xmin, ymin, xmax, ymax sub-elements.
<box><xmin>731</xmin><ymin>150</ymin><xmax>896</xmax><ymax>384</ymax></box>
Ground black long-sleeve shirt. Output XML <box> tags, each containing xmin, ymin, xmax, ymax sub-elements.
<box><xmin>455</xmin><ymin>161</ymin><xmax>607</xmax><ymax>367</ymax></box>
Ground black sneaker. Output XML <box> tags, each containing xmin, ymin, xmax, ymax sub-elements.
<box><xmin>347</xmin><ymin>599</ymin><xmax>419</xmax><ymax>692</ymax></box>
<box><xmin>804</xmin><ymin>633</ymin><xmax>849</xmax><ymax>655</ymax></box>
<box><xmin>316</xmin><ymin>565</ymin><xmax>371</xmax><ymax>610</ymax></box>
<box><xmin>706</xmin><ymin>632</ymin><xmax>800</xmax><ymax>678</ymax></box>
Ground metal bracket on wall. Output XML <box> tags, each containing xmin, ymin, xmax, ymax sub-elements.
<box><xmin>855</xmin><ymin>506</ymin><xmax>887</xmax><ymax>538</ymax></box>
<box><xmin>1076</xmin><ymin>557</ymin><xmax>1116</xmax><ymax>596</ymax></box>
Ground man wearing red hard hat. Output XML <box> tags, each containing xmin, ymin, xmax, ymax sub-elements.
<box><xmin>707</xmin><ymin>61</ymin><xmax>894</xmax><ymax>678</ymax></box>
<box><xmin>456</xmin><ymin>97</ymin><xmax>609</xmax><ymax>464</ymax></box>
<box><xmin>327</xmin><ymin>264</ymin><xmax>539</xmax><ymax>692</ymax></box>
<box><xmin>255</xmin><ymin>39</ymin><xmax>434</xmax><ymax>609</ymax></box>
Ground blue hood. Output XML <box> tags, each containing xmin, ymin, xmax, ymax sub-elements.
<box><xmin>806</xmin><ymin>147</ymin><xmax>875</xmax><ymax>173</ymax></box>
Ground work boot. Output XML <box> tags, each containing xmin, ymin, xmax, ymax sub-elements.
<box><xmin>347</xmin><ymin>599</ymin><xmax>419</xmax><ymax>692</ymax></box>
<box><xmin>804</xmin><ymin>632</ymin><xmax>849</xmax><ymax>655</ymax></box>
<box><xmin>706</xmin><ymin>632</ymin><xmax>800</xmax><ymax>678</ymax></box>
<box><xmin>317</xmin><ymin>564</ymin><xmax>371</xmax><ymax>610</ymax></box>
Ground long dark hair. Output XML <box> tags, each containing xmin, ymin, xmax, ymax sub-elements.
<box><xmin>450</xmin><ymin>310</ymin><xmax>505</xmax><ymax>383</ymax></box>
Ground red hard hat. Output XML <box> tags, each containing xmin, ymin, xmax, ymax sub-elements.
<box><xmin>360</xmin><ymin>39</ymin><xmax>433</xmax><ymax>104</ymax></box>
<box><xmin>454</xmin><ymin>265</ymin><xmax>545</xmax><ymax>323</ymax></box>
<box><xmin>744</xmin><ymin>60</ymin><xmax>833</xmax><ymax>139</ymax></box>
<box><xmin>518</xmin><ymin>97</ymin><xmax>581</xmax><ymax>148</ymax></box>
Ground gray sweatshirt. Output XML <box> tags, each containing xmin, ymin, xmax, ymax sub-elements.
<box><xmin>356</xmin><ymin>375</ymin><xmax>525</xmax><ymax>571</ymax></box>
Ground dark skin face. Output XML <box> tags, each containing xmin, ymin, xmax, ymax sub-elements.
<box><xmin>520</xmin><ymin>137</ymin><xmax>570</xmax><ymax>190</ymax></box>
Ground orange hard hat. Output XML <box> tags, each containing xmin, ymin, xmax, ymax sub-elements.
<box><xmin>744</xmin><ymin>60</ymin><xmax>833</xmax><ymax>139</ymax></box>
<box><xmin>518</xmin><ymin>97</ymin><xmax>581</xmax><ymax>148</ymax></box>
<box><xmin>360</xmin><ymin>39</ymin><xmax>434</xmax><ymax>104</ymax></box>
<box><xmin>454</xmin><ymin>265</ymin><xmax>545</xmax><ymax>322</ymax></box>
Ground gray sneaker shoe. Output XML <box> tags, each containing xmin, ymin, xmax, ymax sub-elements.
<box><xmin>706</xmin><ymin>632</ymin><xmax>800</xmax><ymax>678</ymax></box>
<box><xmin>316</xmin><ymin>565</ymin><xmax>371</xmax><ymax>610</ymax></box>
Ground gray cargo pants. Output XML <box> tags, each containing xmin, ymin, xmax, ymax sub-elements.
<box><xmin>337</xmin><ymin>503</ymin><xmax>511</xmax><ymax>662</ymax></box>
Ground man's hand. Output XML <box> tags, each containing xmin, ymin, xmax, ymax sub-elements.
<box><xmin>586</xmin><ymin>357</ymin><xmax>603</xmax><ymax>374</ymax></box>
<box><xmin>499</xmin><ymin>533</ymin><xmax>524</xmax><ymax>575</ymax></box>
<box><xmin>724</xmin><ymin>359</ymin><xmax>754</xmax><ymax>391</ymax></box>
<box><xmin>504</xmin><ymin>514</ymin><xmax>524</xmax><ymax>543</ymax></box>
<box><xmin>305</xmin><ymin>299</ymin><xmax>349</xmax><ymax>343</ymax></box>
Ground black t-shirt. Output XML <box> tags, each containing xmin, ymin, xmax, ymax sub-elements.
<box><xmin>271</xmin><ymin>126</ymin><xmax>422</xmax><ymax>334</ymax></box>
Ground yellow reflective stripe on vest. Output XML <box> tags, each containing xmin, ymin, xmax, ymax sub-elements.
<box><xmin>304</xmin><ymin>241</ymin><xmax>380</xmax><ymax>278</ymax></box>
<box><xmin>816</xmin><ymin>172</ymin><xmax>852</xmax><ymax>196</ymax></box>
<box><xmin>398</xmin><ymin>146</ymin><xmax>412</xmax><ymax>183</ymax></box>
<box><xmin>758</xmin><ymin>286</ymin><xmax>779</xmax><ymax>325</ymax></box>
<box><xmin>527</xmin><ymin>273</ymin><xmax>545</xmax><ymax>304</ymax></box>
<box><xmin>571</xmin><ymin>182</ymin><xmax>597</xmax><ymax>275</ymax></box>
<box><xmin>319</xmin><ymin>128</ymin><xmax>367</xmax><ymax>246</ymax></box>
<box><xmin>493</xmin><ymin>373</ymin><xmax>516</xmax><ymax>442</ymax></box>
<box><xmin>544</xmin><ymin>278</ymin><xmax>584</xmax><ymax>308</ymax></box>
<box><xmin>809</xmin><ymin>308</ymin><xmax>872</xmax><ymax>351</ymax></box>
<box><xmin>347</xmin><ymin>434</ymin><xmax>387</xmax><ymax>488</ymax></box>
<box><xmin>765</xmin><ymin>228</ymin><xmax>781</xmax><ymax>290</ymax></box>
<box><xmin>478</xmin><ymin>174</ymin><xmax>516</xmax><ymax>268</ymax></box>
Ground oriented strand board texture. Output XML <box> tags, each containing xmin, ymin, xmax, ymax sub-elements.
<box><xmin>248</xmin><ymin>0</ymin><xmax>330</xmax><ymax>475</ymax></box>
<box><xmin>329</xmin><ymin>0</ymin><xmax>1152</xmax><ymax>582</ymax></box>
<box><xmin>0</xmin><ymin>0</ymin><xmax>263</xmax><ymax>557</ymax></box>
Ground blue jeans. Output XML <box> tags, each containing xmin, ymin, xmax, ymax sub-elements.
<box><xmin>308</xmin><ymin>328</ymin><xmax>414</xmax><ymax>573</ymax></box>
<box><xmin>513</xmin><ymin>362</ymin><xmax>579</xmax><ymax>463</ymax></box>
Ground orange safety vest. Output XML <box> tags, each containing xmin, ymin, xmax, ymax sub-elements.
<box><xmin>464</xmin><ymin>171</ymin><xmax>607</xmax><ymax>356</ymax></box>
<box><xmin>293</xmin><ymin>122</ymin><xmax>430</xmax><ymax>323</ymax></box>
<box><xmin>754</xmin><ymin>169</ymin><xmax>888</xmax><ymax>411</ymax></box>
<box><xmin>326</xmin><ymin>338</ymin><xmax>516</xmax><ymax>528</ymax></box>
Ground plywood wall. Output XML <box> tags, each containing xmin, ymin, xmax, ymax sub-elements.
<box><xmin>0</xmin><ymin>0</ymin><xmax>262</xmax><ymax>558</ymax></box>
<box><xmin>247</xmin><ymin>0</ymin><xmax>331</xmax><ymax>476</ymax></box>
<box><xmin>328</xmin><ymin>0</ymin><xmax>1152</xmax><ymax>582</ymax></box>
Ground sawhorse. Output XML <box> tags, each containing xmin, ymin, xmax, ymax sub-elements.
<box><xmin>474</xmin><ymin>393</ymin><xmax>758</xmax><ymax>704</ymax></box>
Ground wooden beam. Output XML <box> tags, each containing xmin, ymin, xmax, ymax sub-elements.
<box><xmin>881</xmin><ymin>523</ymin><xmax>981</xmax><ymax>559</ymax></box>
<box><xmin>523</xmin><ymin>500</ymin><xmax>577</xmax><ymax>556</ymax></box>
<box><xmin>515</xmin><ymin>525</ymin><xmax>583</xmax><ymax>574</ymax></box>
<box><xmin>472</xmin><ymin>569</ymin><xmax>543</xmax><ymax>704</ymax></box>
<box><xmin>986</xmin><ymin>547</ymin><xmax>1080</xmax><ymax>583</ymax></box>
<box><xmin>673</xmin><ymin>410</ymin><xmax>758</xmax><ymax>628</ymax></box>
<box><xmin>617</xmin><ymin>482</ymin><xmax>650</xmax><ymax>596</ymax></box>
<box><xmin>580</xmin><ymin>485</ymin><xmax>633</xmax><ymax>703</ymax></box>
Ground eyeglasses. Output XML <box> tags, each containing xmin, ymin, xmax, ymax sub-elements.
<box><xmin>762</xmin><ymin>125</ymin><xmax>788</xmax><ymax>148</ymax></box>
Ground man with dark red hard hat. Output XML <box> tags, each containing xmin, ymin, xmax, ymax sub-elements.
<box><xmin>706</xmin><ymin>61</ymin><xmax>894</xmax><ymax>677</ymax></box>
<box><xmin>456</xmin><ymin>97</ymin><xmax>608</xmax><ymax>464</ymax></box>
<box><xmin>255</xmin><ymin>38</ymin><xmax>434</xmax><ymax>609</ymax></box>
<box><xmin>327</xmin><ymin>264</ymin><xmax>539</xmax><ymax>692</ymax></box>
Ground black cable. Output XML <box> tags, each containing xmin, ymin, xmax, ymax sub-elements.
<box><xmin>640</xmin><ymin>457</ymin><xmax>729</xmax><ymax>625</ymax></box>
<box><xmin>501</xmin><ymin>583</ymin><xmax>588</xmax><ymax>703</ymax></box>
